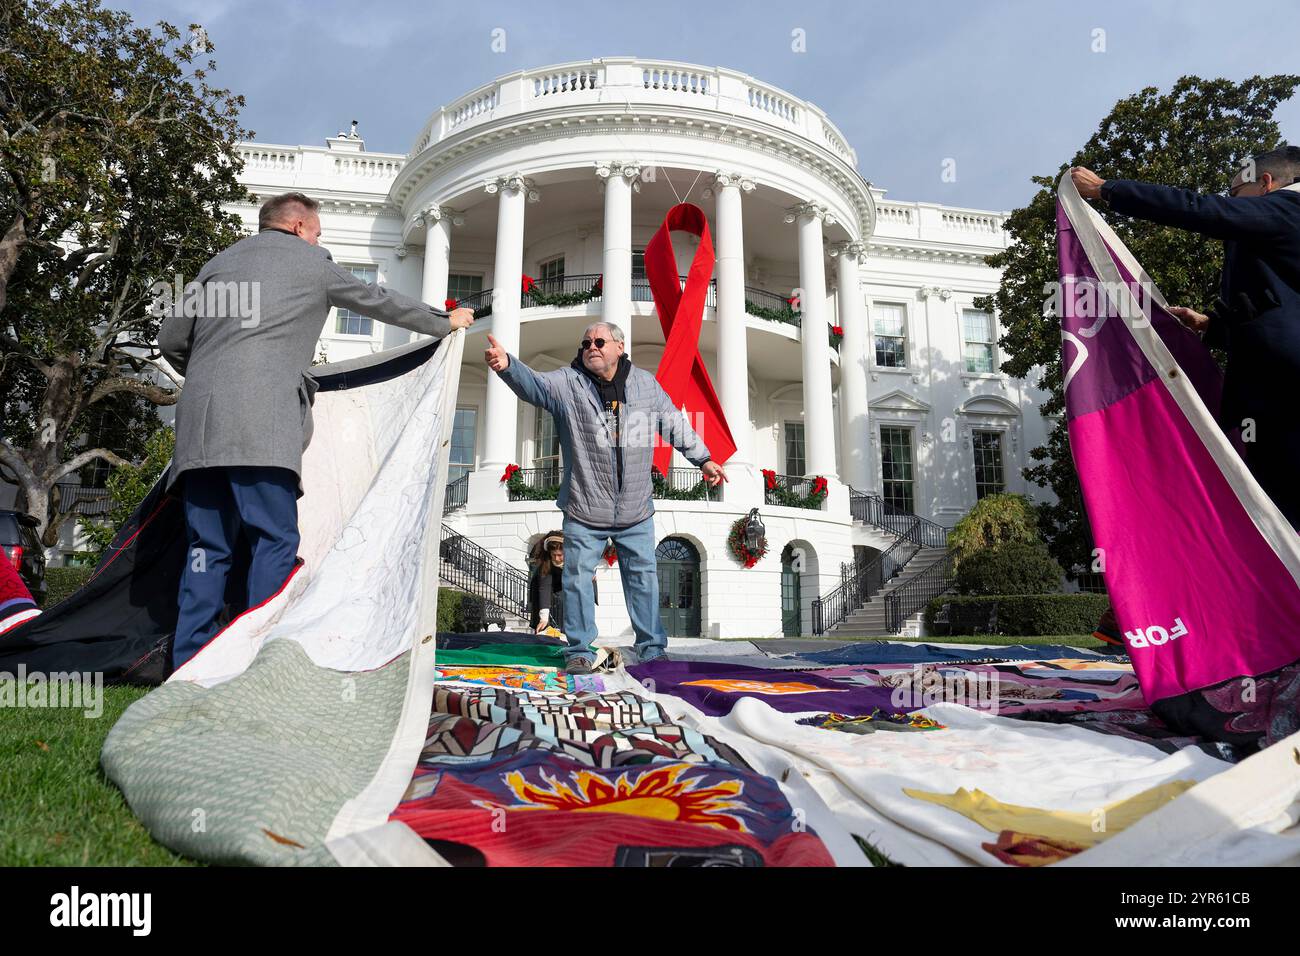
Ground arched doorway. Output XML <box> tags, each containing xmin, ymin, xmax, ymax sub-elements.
<box><xmin>656</xmin><ymin>537</ymin><xmax>701</xmax><ymax>638</ymax></box>
<box><xmin>780</xmin><ymin>543</ymin><xmax>801</xmax><ymax>636</ymax></box>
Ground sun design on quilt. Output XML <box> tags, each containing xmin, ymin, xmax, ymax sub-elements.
<box><xmin>681</xmin><ymin>678</ymin><xmax>849</xmax><ymax>695</ymax></box>
<box><xmin>474</xmin><ymin>763</ymin><xmax>752</xmax><ymax>831</ymax></box>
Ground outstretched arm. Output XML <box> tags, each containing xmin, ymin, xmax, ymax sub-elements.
<box><xmin>324</xmin><ymin>258</ymin><xmax>469</xmax><ymax>338</ymax></box>
<box><xmin>653</xmin><ymin>382</ymin><xmax>725</xmax><ymax>485</ymax></box>
<box><xmin>487</xmin><ymin>334</ymin><xmax>564</xmax><ymax>414</ymax></box>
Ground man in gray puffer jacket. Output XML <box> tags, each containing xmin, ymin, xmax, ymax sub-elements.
<box><xmin>486</xmin><ymin>321</ymin><xmax>726</xmax><ymax>671</ymax></box>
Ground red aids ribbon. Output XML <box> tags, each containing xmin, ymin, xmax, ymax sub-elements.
<box><xmin>644</xmin><ymin>203</ymin><xmax>737</xmax><ymax>474</ymax></box>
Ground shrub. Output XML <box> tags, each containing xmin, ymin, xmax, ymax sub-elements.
<box><xmin>956</xmin><ymin>541</ymin><xmax>1063</xmax><ymax>596</ymax></box>
<box><xmin>43</xmin><ymin>567</ymin><xmax>94</xmax><ymax>608</ymax></box>
<box><xmin>924</xmin><ymin>594</ymin><xmax>1111</xmax><ymax>636</ymax></box>
<box><xmin>948</xmin><ymin>493</ymin><xmax>1040</xmax><ymax>570</ymax></box>
<box><xmin>437</xmin><ymin>587</ymin><xmax>466</xmax><ymax>633</ymax></box>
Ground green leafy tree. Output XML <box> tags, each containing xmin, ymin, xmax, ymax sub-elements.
<box><xmin>81</xmin><ymin>425</ymin><xmax>173</xmax><ymax>558</ymax></box>
<box><xmin>948</xmin><ymin>492</ymin><xmax>1041</xmax><ymax>570</ymax></box>
<box><xmin>978</xmin><ymin>75</ymin><xmax>1300</xmax><ymax>575</ymax></box>
<box><xmin>0</xmin><ymin>0</ymin><xmax>250</xmax><ymax>545</ymax></box>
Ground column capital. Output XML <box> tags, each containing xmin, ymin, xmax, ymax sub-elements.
<box><xmin>784</xmin><ymin>201</ymin><xmax>836</xmax><ymax>226</ymax></box>
<box><xmin>594</xmin><ymin>159</ymin><xmax>643</xmax><ymax>180</ymax></box>
<box><xmin>414</xmin><ymin>203</ymin><xmax>464</xmax><ymax>229</ymax></box>
<box><xmin>828</xmin><ymin>240</ymin><xmax>866</xmax><ymax>260</ymax></box>
<box><xmin>919</xmin><ymin>285</ymin><xmax>953</xmax><ymax>301</ymax></box>
<box><xmin>706</xmin><ymin>170</ymin><xmax>756</xmax><ymax>196</ymax></box>
<box><xmin>392</xmin><ymin>244</ymin><xmax>408</xmax><ymax>259</ymax></box>
<box><xmin>484</xmin><ymin>174</ymin><xmax>540</xmax><ymax>201</ymax></box>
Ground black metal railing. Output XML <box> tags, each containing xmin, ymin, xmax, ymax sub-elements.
<box><xmin>652</xmin><ymin>467</ymin><xmax>719</xmax><ymax>502</ymax></box>
<box><xmin>506</xmin><ymin>466</ymin><xmax>562</xmax><ymax>501</ymax></box>
<box><xmin>460</xmin><ymin>278</ymin><xmax>806</xmax><ymax>318</ymax></box>
<box><xmin>442</xmin><ymin>473</ymin><xmax>469</xmax><ymax>515</ymax></box>
<box><xmin>523</xmin><ymin>273</ymin><xmax>604</xmax><ymax>308</ymax></box>
<box><xmin>811</xmin><ymin>534</ymin><xmax>914</xmax><ymax>635</ymax></box>
<box><xmin>764</xmin><ymin>473</ymin><xmax>826</xmax><ymax>509</ymax></box>
<box><xmin>438</xmin><ymin>524</ymin><xmax>529</xmax><ymax>620</ymax></box>
<box><xmin>885</xmin><ymin>552</ymin><xmax>955</xmax><ymax>633</ymax></box>
<box><xmin>848</xmin><ymin>488</ymin><xmax>949</xmax><ymax>548</ymax></box>
<box><xmin>631</xmin><ymin>275</ymin><xmax>717</xmax><ymax>308</ymax></box>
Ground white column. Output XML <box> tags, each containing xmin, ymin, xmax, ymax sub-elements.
<box><xmin>414</xmin><ymin>204</ymin><xmax>460</xmax><ymax>342</ymax></box>
<box><xmin>596</xmin><ymin>161</ymin><xmax>638</xmax><ymax>355</ymax></box>
<box><xmin>788</xmin><ymin>201</ymin><xmax>837</xmax><ymax>480</ymax></box>
<box><xmin>712</xmin><ymin>171</ymin><xmax>757</xmax><ymax>482</ymax></box>
<box><xmin>480</xmin><ymin>175</ymin><xmax>535</xmax><ymax>471</ymax></box>
<box><xmin>831</xmin><ymin>240</ymin><xmax>869</xmax><ymax>490</ymax></box>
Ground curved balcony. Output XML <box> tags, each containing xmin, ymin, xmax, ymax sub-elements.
<box><xmin>446</xmin><ymin>275</ymin><xmax>838</xmax><ymax>351</ymax></box>
<box><xmin>409</xmin><ymin>58</ymin><xmax>858</xmax><ymax>169</ymax></box>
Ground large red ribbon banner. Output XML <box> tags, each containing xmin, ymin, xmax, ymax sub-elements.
<box><xmin>643</xmin><ymin>202</ymin><xmax>737</xmax><ymax>474</ymax></box>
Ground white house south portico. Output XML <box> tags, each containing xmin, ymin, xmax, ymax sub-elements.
<box><xmin>228</xmin><ymin>57</ymin><xmax>1052</xmax><ymax>640</ymax></box>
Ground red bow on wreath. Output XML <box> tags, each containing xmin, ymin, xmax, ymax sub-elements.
<box><xmin>521</xmin><ymin>275</ymin><xmax>536</xmax><ymax>293</ymax></box>
<box><xmin>445</xmin><ymin>297</ymin><xmax>459</xmax><ymax>311</ymax></box>
<box><xmin>761</xmin><ymin>468</ymin><xmax>778</xmax><ymax>491</ymax></box>
<box><xmin>812</xmin><ymin>476</ymin><xmax>828</xmax><ymax>496</ymax></box>
<box><xmin>500</xmin><ymin>463</ymin><xmax>521</xmax><ymax>483</ymax></box>
<box><xmin>602</xmin><ymin>542</ymin><xmax>618</xmax><ymax>566</ymax></box>
<box><xmin>831</xmin><ymin>325</ymin><xmax>843</xmax><ymax>336</ymax></box>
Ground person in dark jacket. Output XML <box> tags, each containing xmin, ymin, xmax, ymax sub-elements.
<box><xmin>1072</xmin><ymin>147</ymin><xmax>1300</xmax><ymax>529</ymax></box>
<box><xmin>528</xmin><ymin>531</ymin><xmax>567</xmax><ymax>635</ymax></box>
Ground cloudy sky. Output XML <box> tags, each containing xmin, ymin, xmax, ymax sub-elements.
<box><xmin>110</xmin><ymin>0</ymin><xmax>1300</xmax><ymax>211</ymax></box>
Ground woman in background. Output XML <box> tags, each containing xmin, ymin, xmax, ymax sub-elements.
<box><xmin>529</xmin><ymin>531</ymin><xmax>568</xmax><ymax>636</ymax></box>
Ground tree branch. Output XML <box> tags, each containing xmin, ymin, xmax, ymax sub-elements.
<box><xmin>86</xmin><ymin>375</ymin><xmax>179</xmax><ymax>407</ymax></box>
<box><xmin>49</xmin><ymin>447</ymin><xmax>129</xmax><ymax>483</ymax></box>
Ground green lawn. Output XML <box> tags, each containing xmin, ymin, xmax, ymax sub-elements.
<box><xmin>0</xmin><ymin>632</ymin><xmax>1112</xmax><ymax>866</ymax></box>
<box><xmin>0</xmin><ymin>685</ymin><xmax>197</xmax><ymax>866</ymax></box>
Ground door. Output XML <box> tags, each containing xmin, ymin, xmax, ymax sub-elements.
<box><xmin>656</xmin><ymin>537</ymin><xmax>701</xmax><ymax>638</ymax></box>
<box><xmin>781</xmin><ymin>544</ymin><xmax>801</xmax><ymax>637</ymax></box>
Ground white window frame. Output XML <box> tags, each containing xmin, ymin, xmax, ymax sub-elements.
<box><xmin>448</xmin><ymin>405</ymin><xmax>479</xmax><ymax>482</ymax></box>
<box><xmin>869</xmin><ymin>299</ymin><xmax>910</xmax><ymax>372</ymax></box>
<box><xmin>328</xmin><ymin>260</ymin><xmax>385</xmax><ymax>341</ymax></box>
<box><xmin>959</xmin><ymin>306</ymin><xmax>998</xmax><ymax>378</ymax></box>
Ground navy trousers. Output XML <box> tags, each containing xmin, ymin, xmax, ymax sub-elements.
<box><xmin>172</xmin><ymin>466</ymin><xmax>300</xmax><ymax>669</ymax></box>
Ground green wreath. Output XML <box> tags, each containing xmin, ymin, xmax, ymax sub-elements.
<box><xmin>727</xmin><ymin>514</ymin><xmax>768</xmax><ymax>569</ymax></box>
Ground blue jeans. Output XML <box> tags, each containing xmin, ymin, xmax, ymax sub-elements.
<box><xmin>561</xmin><ymin>514</ymin><xmax>667</xmax><ymax>664</ymax></box>
<box><xmin>173</xmin><ymin>466</ymin><xmax>301</xmax><ymax>670</ymax></box>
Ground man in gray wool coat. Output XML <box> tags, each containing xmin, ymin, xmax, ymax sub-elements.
<box><xmin>159</xmin><ymin>191</ymin><xmax>473</xmax><ymax>671</ymax></box>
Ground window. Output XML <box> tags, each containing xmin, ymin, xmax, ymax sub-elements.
<box><xmin>783</xmin><ymin>421</ymin><xmax>806</xmax><ymax>476</ymax></box>
<box><xmin>538</xmin><ymin>256</ymin><xmax>565</xmax><ymax>294</ymax></box>
<box><xmin>448</xmin><ymin>407</ymin><xmax>477</xmax><ymax>483</ymax></box>
<box><xmin>879</xmin><ymin>426</ymin><xmax>915</xmax><ymax>514</ymax></box>
<box><xmin>972</xmin><ymin>430</ymin><xmax>1005</xmax><ymax>500</ymax></box>
<box><xmin>873</xmin><ymin>302</ymin><xmax>907</xmax><ymax>368</ymax></box>
<box><xmin>447</xmin><ymin>273</ymin><xmax>483</xmax><ymax>304</ymax></box>
<box><xmin>632</xmin><ymin>250</ymin><xmax>653</xmax><ymax>302</ymax></box>
<box><xmin>962</xmin><ymin>309</ymin><xmax>995</xmax><ymax>373</ymax></box>
<box><xmin>534</xmin><ymin>405</ymin><xmax>561</xmax><ymax>483</ymax></box>
<box><xmin>335</xmin><ymin>264</ymin><xmax>378</xmax><ymax>336</ymax></box>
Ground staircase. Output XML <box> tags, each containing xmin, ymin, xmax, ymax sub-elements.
<box><xmin>438</xmin><ymin>524</ymin><xmax>530</xmax><ymax>631</ymax></box>
<box><xmin>811</xmin><ymin>490</ymin><xmax>956</xmax><ymax>636</ymax></box>
<box><xmin>835</xmin><ymin>546</ymin><xmax>949</xmax><ymax>634</ymax></box>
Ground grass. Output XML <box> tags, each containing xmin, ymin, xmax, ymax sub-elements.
<box><xmin>0</xmin><ymin>684</ymin><xmax>197</xmax><ymax>866</ymax></box>
<box><xmin>0</xmin><ymin>631</ymin><xmax>1111</xmax><ymax>866</ymax></box>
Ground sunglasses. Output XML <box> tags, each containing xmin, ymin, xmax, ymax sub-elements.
<box><xmin>581</xmin><ymin>338</ymin><xmax>609</xmax><ymax>350</ymax></box>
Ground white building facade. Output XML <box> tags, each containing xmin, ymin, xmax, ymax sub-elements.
<box><xmin>227</xmin><ymin>58</ymin><xmax>1052</xmax><ymax>639</ymax></box>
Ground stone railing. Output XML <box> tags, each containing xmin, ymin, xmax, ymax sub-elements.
<box><xmin>236</xmin><ymin>144</ymin><xmax>405</xmax><ymax>194</ymax></box>
<box><xmin>869</xmin><ymin>199</ymin><xmax>1010</xmax><ymax>249</ymax></box>
<box><xmin>409</xmin><ymin>58</ymin><xmax>858</xmax><ymax>167</ymax></box>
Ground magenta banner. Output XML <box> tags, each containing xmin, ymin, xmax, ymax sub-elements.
<box><xmin>1056</xmin><ymin>174</ymin><xmax>1300</xmax><ymax>748</ymax></box>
